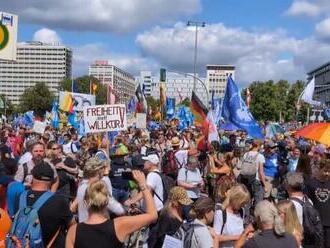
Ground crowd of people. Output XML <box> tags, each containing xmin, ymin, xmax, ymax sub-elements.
<box><xmin>0</xmin><ymin>123</ymin><xmax>329</xmax><ymax>248</ymax></box>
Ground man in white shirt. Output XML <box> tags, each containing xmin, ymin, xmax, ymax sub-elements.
<box><xmin>125</xmin><ymin>153</ymin><xmax>164</xmax><ymax>212</ymax></box>
<box><xmin>62</xmin><ymin>133</ymin><xmax>78</xmax><ymax>156</ymax></box>
<box><xmin>285</xmin><ymin>172</ymin><xmax>306</xmax><ymax>225</ymax></box>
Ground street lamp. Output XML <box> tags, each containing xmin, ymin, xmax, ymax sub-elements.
<box><xmin>187</xmin><ymin>21</ymin><xmax>206</xmax><ymax>92</ymax></box>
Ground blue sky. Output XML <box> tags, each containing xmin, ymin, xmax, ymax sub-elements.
<box><xmin>2</xmin><ymin>0</ymin><xmax>330</xmax><ymax>85</ymax></box>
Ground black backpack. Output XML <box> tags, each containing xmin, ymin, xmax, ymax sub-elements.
<box><xmin>291</xmin><ymin>196</ymin><xmax>324</xmax><ymax>246</ymax></box>
<box><xmin>151</xmin><ymin>171</ymin><xmax>175</xmax><ymax>204</ymax></box>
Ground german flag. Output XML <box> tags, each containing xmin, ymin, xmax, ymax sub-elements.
<box><xmin>190</xmin><ymin>91</ymin><xmax>208</xmax><ymax>125</ymax></box>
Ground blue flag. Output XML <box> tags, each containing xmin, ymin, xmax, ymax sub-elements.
<box><xmin>222</xmin><ymin>76</ymin><xmax>264</xmax><ymax>139</ymax></box>
<box><xmin>51</xmin><ymin>101</ymin><xmax>59</xmax><ymax>129</ymax></box>
<box><xmin>166</xmin><ymin>97</ymin><xmax>175</xmax><ymax>120</ymax></box>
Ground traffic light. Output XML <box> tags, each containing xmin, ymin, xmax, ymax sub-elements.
<box><xmin>160</xmin><ymin>68</ymin><xmax>166</xmax><ymax>82</ymax></box>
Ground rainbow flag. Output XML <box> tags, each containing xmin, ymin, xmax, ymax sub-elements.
<box><xmin>60</xmin><ymin>92</ymin><xmax>74</xmax><ymax>113</ymax></box>
<box><xmin>190</xmin><ymin>91</ymin><xmax>208</xmax><ymax>125</ymax></box>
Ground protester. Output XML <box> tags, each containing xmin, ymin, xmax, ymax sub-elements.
<box><xmin>305</xmin><ymin>159</ymin><xmax>330</xmax><ymax>248</ymax></box>
<box><xmin>66</xmin><ymin>170</ymin><xmax>158</xmax><ymax>248</ymax></box>
<box><xmin>10</xmin><ymin>161</ymin><xmax>74</xmax><ymax>247</ymax></box>
<box><xmin>214</xmin><ymin>184</ymin><xmax>250</xmax><ymax>248</ymax></box>
<box><xmin>235</xmin><ymin>200</ymin><xmax>297</xmax><ymax>248</ymax></box>
<box><xmin>148</xmin><ymin>186</ymin><xmax>193</xmax><ymax>248</ymax></box>
<box><xmin>177</xmin><ymin>155</ymin><xmax>204</xmax><ymax>201</ymax></box>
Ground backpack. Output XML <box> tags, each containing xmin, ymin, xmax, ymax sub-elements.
<box><xmin>240</xmin><ymin>152</ymin><xmax>259</xmax><ymax>176</ymax></box>
<box><xmin>151</xmin><ymin>171</ymin><xmax>175</xmax><ymax>204</ymax></box>
<box><xmin>161</xmin><ymin>150</ymin><xmax>183</xmax><ymax>179</ymax></box>
<box><xmin>6</xmin><ymin>190</ymin><xmax>54</xmax><ymax>248</ymax></box>
<box><xmin>291</xmin><ymin>196</ymin><xmax>324</xmax><ymax>246</ymax></box>
<box><xmin>169</xmin><ymin>221</ymin><xmax>204</xmax><ymax>248</ymax></box>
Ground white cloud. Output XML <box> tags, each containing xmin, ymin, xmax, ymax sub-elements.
<box><xmin>315</xmin><ymin>18</ymin><xmax>330</xmax><ymax>40</ymax></box>
<box><xmin>136</xmin><ymin>22</ymin><xmax>330</xmax><ymax>85</ymax></box>
<box><xmin>286</xmin><ymin>1</ymin><xmax>320</xmax><ymax>17</ymax></box>
<box><xmin>32</xmin><ymin>28</ymin><xmax>61</xmax><ymax>44</ymax></box>
<box><xmin>72</xmin><ymin>43</ymin><xmax>158</xmax><ymax>77</ymax></box>
<box><xmin>1</xmin><ymin>0</ymin><xmax>201</xmax><ymax>33</ymax></box>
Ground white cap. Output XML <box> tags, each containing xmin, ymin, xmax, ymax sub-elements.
<box><xmin>142</xmin><ymin>154</ymin><xmax>160</xmax><ymax>165</ymax></box>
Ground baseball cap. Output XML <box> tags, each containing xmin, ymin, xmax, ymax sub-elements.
<box><xmin>31</xmin><ymin>161</ymin><xmax>54</xmax><ymax>181</ymax></box>
<box><xmin>169</xmin><ymin>186</ymin><xmax>193</xmax><ymax>205</ymax></box>
<box><xmin>142</xmin><ymin>154</ymin><xmax>160</xmax><ymax>165</ymax></box>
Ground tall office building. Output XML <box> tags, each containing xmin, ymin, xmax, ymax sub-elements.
<box><xmin>89</xmin><ymin>61</ymin><xmax>135</xmax><ymax>104</ymax></box>
<box><xmin>307</xmin><ymin>61</ymin><xmax>330</xmax><ymax>106</ymax></box>
<box><xmin>206</xmin><ymin>65</ymin><xmax>235</xmax><ymax>98</ymax></box>
<box><xmin>151</xmin><ymin>72</ymin><xmax>208</xmax><ymax>106</ymax></box>
<box><xmin>0</xmin><ymin>41</ymin><xmax>72</xmax><ymax>105</ymax></box>
<box><xmin>135</xmin><ymin>71</ymin><xmax>153</xmax><ymax>97</ymax></box>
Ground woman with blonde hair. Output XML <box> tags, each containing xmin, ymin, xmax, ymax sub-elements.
<box><xmin>277</xmin><ymin>200</ymin><xmax>303</xmax><ymax>247</ymax></box>
<box><xmin>66</xmin><ymin>170</ymin><xmax>157</xmax><ymax>248</ymax></box>
<box><xmin>213</xmin><ymin>184</ymin><xmax>250</xmax><ymax>248</ymax></box>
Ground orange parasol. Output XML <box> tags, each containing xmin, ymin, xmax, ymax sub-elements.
<box><xmin>295</xmin><ymin>123</ymin><xmax>330</xmax><ymax>146</ymax></box>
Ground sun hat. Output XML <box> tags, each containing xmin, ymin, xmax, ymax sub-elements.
<box><xmin>169</xmin><ymin>186</ymin><xmax>193</xmax><ymax>205</ymax></box>
<box><xmin>171</xmin><ymin>137</ymin><xmax>180</xmax><ymax>147</ymax></box>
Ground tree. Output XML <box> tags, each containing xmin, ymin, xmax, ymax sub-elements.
<box><xmin>180</xmin><ymin>97</ymin><xmax>191</xmax><ymax>107</ymax></box>
<box><xmin>19</xmin><ymin>82</ymin><xmax>54</xmax><ymax>117</ymax></box>
<box><xmin>59</xmin><ymin>75</ymin><xmax>107</xmax><ymax>104</ymax></box>
<box><xmin>0</xmin><ymin>95</ymin><xmax>14</xmax><ymax>116</ymax></box>
<box><xmin>146</xmin><ymin>96</ymin><xmax>160</xmax><ymax>111</ymax></box>
<box><xmin>286</xmin><ymin>80</ymin><xmax>307</xmax><ymax>122</ymax></box>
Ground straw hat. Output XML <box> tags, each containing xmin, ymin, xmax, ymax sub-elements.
<box><xmin>171</xmin><ymin>137</ymin><xmax>180</xmax><ymax>147</ymax></box>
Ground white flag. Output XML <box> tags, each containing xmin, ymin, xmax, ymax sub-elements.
<box><xmin>300</xmin><ymin>77</ymin><xmax>321</xmax><ymax>106</ymax></box>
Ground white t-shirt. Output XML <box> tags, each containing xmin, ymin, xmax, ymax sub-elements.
<box><xmin>213</xmin><ymin>209</ymin><xmax>244</xmax><ymax>248</ymax></box>
<box><xmin>63</xmin><ymin>141</ymin><xmax>78</xmax><ymax>155</ymax></box>
<box><xmin>175</xmin><ymin>150</ymin><xmax>188</xmax><ymax>168</ymax></box>
<box><xmin>177</xmin><ymin>167</ymin><xmax>202</xmax><ymax>199</ymax></box>
<box><xmin>146</xmin><ymin>170</ymin><xmax>164</xmax><ymax>211</ymax></box>
<box><xmin>18</xmin><ymin>152</ymin><xmax>32</xmax><ymax>165</ymax></box>
<box><xmin>193</xmin><ymin>219</ymin><xmax>214</xmax><ymax>248</ymax></box>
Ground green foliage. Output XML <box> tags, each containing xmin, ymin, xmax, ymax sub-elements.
<box><xmin>249</xmin><ymin>80</ymin><xmax>306</xmax><ymax>122</ymax></box>
<box><xmin>0</xmin><ymin>95</ymin><xmax>14</xmax><ymax>116</ymax></box>
<box><xmin>19</xmin><ymin>82</ymin><xmax>54</xmax><ymax>117</ymax></box>
<box><xmin>180</xmin><ymin>97</ymin><xmax>191</xmax><ymax>107</ymax></box>
<box><xmin>59</xmin><ymin>75</ymin><xmax>107</xmax><ymax>104</ymax></box>
<box><xmin>146</xmin><ymin>96</ymin><xmax>160</xmax><ymax>111</ymax></box>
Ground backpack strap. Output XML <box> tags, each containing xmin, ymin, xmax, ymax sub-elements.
<box><xmin>22</xmin><ymin>163</ymin><xmax>28</xmax><ymax>183</ymax></box>
<box><xmin>149</xmin><ymin>171</ymin><xmax>165</xmax><ymax>204</ymax></box>
<box><xmin>220</xmin><ymin>209</ymin><xmax>227</xmax><ymax>234</ymax></box>
<box><xmin>32</xmin><ymin>191</ymin><xmax>54</xmax><ymax>210</ymax></box>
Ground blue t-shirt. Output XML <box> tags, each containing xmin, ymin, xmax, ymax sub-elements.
<box><xmin>6</xmin><ymin>180</ymin><xmax>25</xmax><ymax>216</ymax></box>
<box><xmin>264</xmin><ymin>153</ymin><xmax>278</xmax><ymax>178</ymax></box>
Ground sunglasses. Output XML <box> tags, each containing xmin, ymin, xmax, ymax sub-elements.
<box><xmin>52</xmin><ymin>147</ymin><xmax>61</xmax><ymax>150</ymax></box>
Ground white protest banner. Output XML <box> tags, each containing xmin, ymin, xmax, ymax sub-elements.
<box><xmin>33</xmin><ymin>121</ymin><xmax>46</xmax><ymax>134</ymax></box>
<box><xmin>83</xmin><ymin>104</ymin><xmax>127</xmax><ymax>133</ymax></box>
<box><xmin>136</xmin><ymin>113</ymin><xmax>146</xmax><ymax>129</ymax></box>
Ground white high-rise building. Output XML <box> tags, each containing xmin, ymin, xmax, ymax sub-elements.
<box><xmin>151</xmin><ymin>72</ymin><xmax>208</xmax><ymax>106</ymax></box>
<box><xmin>135</xmin><ymin>71</ymin><xmax>153</xmax><ymax>97</ymax></box>
<box><xmin>89</xmin><ymin>61</ymin><xmax>136</xmax><ymax>104</ymax></box>
<box><xmin>0</xmin><ymin>42</ymin><xmax>72</xmax><ymax>105</ymax></box>
<box><xmin>206</xmin><ymin>65</ymin><xmax>235</xmax><ymax>98</ymax></box>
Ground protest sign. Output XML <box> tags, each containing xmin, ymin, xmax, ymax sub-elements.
<box><xmin>83</xmin><ymin>104</ymin><xmax>127</xmax><ymax>133</ymax></box>
<box><xmin>136</xmin><ymin>113</ymin><xmax>146</xmax><ymax>129</ymax></box>
<box><xmin>59</xmin><ymin>91</ymin><xmax>96</xmax><ymax>112</ymax></box>
<box><xmin>33</xmin><ymin>121</ymin><xmax>46</xmax><ymax>134</ymax></box>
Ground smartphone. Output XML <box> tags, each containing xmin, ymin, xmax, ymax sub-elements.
<box><xmin>122</xmin><ymin>171</ymin><xmax>134</xmax><ymax>180</ymax></box>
